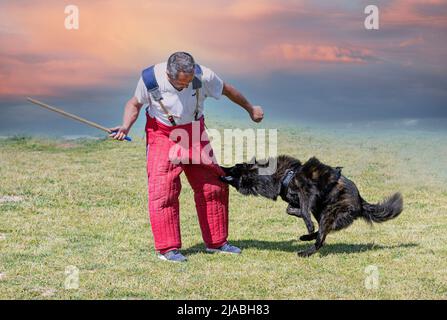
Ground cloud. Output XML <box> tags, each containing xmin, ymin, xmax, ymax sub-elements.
<box><xmin>225</xmin><ymin>0</ymin><xmax>290</xmax><ymax>20</ymax></box>
<box><xmin>261</xmin><ymin>44</ymin><xmax>375</xmax><ymax>64</ymax></box>
<box><xmin>399</xmin><ymin>36</ymin><xmax>425</xmax><ymax>47</ymax></box>
<box><xmin>0</xmin><ymin>52</ymin><xmax>129</xmax><ymax>97</ymax></box>
<box><xmin>0</xmin><ymin>0</ymin><xmax>446</xmax><ymax>107</ymax></box>
<box><xmin>382</xmin><ymin>0</ymin><xmax>447</xmax><ymax>27</ymax></box>
<box><xmin>402</xmin><ymin>119</ymin><xmax>419</xmax><ymax>126</ymax></box>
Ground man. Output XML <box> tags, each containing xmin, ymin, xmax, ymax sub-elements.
<box><xmin>110</xmin><ymin>52</ymin><xmax>264</xmax><ymax>262</ymax></box>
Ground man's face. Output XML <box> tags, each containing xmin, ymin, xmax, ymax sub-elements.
<box><xmin>167</xmin><ymin>71</ymin><xmax>194</xmax><ymax>90</ymax></box>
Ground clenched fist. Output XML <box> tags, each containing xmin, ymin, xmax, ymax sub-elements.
<box><xmin>249</xmin><ymin>106</ymin><xmax>264</xmax><ymax>123</ymax></box>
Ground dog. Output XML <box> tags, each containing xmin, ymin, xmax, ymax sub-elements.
<box><xmin>220</xmin><ymin>155</ymin><xmax>403</xmax><ymax>257</ymax></box>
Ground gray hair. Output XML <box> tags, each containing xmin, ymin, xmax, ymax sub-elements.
<box><xmin>167</xmin><ymin>52</ymin><xmax>195</xmax><ymax>79</ymax></box>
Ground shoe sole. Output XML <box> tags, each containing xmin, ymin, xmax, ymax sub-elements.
<box><xmin>157</xmin><ymin>254</ymin><xmax>187</xmax><ymax>263</ymax></box>
<box><xmin>205</xmin><ymin>248</ymin><xmax>241</xmax><ymax>254</ymax></box>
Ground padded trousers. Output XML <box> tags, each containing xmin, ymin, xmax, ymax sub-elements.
<box><xmin>145</xmin><ymin>113</ymin><xmax>229</xmax><ymax>254</ymax></box>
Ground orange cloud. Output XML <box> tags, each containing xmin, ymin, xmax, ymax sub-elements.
<box><xmin>225</xmin><ymin>0</ymin><xmax>293</xmax><ymax>20</ymax></box>
<box><xmin>0</xmin><ymin>53</ymin><xmax>125</xmax><ymax>97</ymax></box>
<box><xmin>382</xmin><ymin>0</ymin><xmax>447</xmax><ymax>27</ymax></box>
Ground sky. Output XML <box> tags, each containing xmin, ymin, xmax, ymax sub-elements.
<box><xmin>0</xmin><ymin>0</ymin><xmax>446</xmax><ymax>136</ymax></box>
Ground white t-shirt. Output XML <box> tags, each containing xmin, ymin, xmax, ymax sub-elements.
<box><xmin>134</xmin><ymin>62</ymin><xmax>224</xmax><ymax>125</ymax></box>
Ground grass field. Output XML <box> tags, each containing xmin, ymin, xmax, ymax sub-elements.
<box><xmin>0</xmin><ymin>122</ymin><xmax>446</xmax><ymax>299</ymax></box>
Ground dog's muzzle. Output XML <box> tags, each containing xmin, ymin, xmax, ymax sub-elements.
<box><xmin>219</xmin><ymin>176</ymin><xmax>234</xmax><ymax>183</ymax></box>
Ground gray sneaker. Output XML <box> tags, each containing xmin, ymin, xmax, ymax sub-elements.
<box><xmin>206</xmin><ymin>243</ymin><xmax>242</xmax><ymax>254</ymax></box>
<box><xmin>158</xmin><ymin>250</ymin><xmax>187</xmax><ymax>262</ymax></box>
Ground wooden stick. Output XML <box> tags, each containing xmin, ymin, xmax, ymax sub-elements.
<box><xmin>26</xmin><ymin>97</ymin><xmax>113</xmax><ymax>133</ymax></box>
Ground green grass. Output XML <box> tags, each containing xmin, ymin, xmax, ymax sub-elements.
<box><xmin>0</xmin><ymin>125</ymin><xmax>446</xmax><ymax>299</ymax></box>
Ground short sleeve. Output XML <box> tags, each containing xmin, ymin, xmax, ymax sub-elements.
<box><xmin>201</xmin><ymin>66</ymin><xmax>224</xmax><ymax>100</ymax></box>
<box><xmin>134</xmin><ymin>76</ymin><xmax>150</xmax><ymax>105</ymax></box>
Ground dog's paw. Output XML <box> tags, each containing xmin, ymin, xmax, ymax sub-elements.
<box><xmin>299</xmin><ymin>235</ymin><xmax>312</xmax><ymax>241</ymax></box>
<box><xmin>299</xmin><ymin>232</ymin><xmax>317</xmax><ymax>241</ymax></box>
<box><xmin>286</xmin><ymin>207</ymin><xmax>302</xmax><ymax>218</ymax></box>
<box><xmin>306</xmin><ymin>225</ymin><xmax>315</xmax><ymax>234</ymax></box>
<box><xmin>297</xmin><ymin>249</ymin><xmax>315</xmax><ymax>257</ymax></box>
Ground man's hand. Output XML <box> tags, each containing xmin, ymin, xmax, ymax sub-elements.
<box><xmin>109</xmin><ymin>125</ymin><xmax>129</xmax><ymax>141</ymax></box>
<box><xmin>249</xmin><ymin>106</ymin><xmax>264</xmax><ymax>123</ymax></box>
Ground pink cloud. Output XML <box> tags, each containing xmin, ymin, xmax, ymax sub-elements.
<box><xmin>225</xmin><ymin>0</ymin><xmax>296</xmax><ymax>20</ymax></box>
<box><xmin>261</xmin><ymin>44</ymin><xmax>374</xmax><ymax>64</ymax></box>
<box><xmin>0</xmin><ymin>53</ymin><xmax>126</xmax><ymax>97</ymax></box>
<box><xmin>399</xmin><ymin>36</ymin><xmax>425</xmax><ymax>48</ymax></box>
<box><xmin>382</xmin><ymin>0</ymin><xmax>447</xmax><ymax>27</ymax></box>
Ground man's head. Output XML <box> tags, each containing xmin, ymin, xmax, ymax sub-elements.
<box><xmin>166</xmin><ymin>52</ymin><xmax>196</xmax><ymax>90</ymax></box>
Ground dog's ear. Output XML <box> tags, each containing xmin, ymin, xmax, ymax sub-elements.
<box><xmin>255</xmin><ymin>158</ymin><xmax>270</xmax><ymax>168</ymax></box>
<box><xmin>220</xmin><ymin>166</ymin><xmax>233</xmax><ymax>176</ymax></box>
<box><xmin>327</xmin><ymin>166</ymin><xmax>343</xmax><ymax>184</ymax></box>
<box><xmin>334</xmin><ymin>166</ymin><xmax>343</xmax><ymax>178</ymax></box>
<box><xmin>245</xmin><ymin>162</ymin><xmax>259</xmax><ymax>171</ymax></box>
<box><xmin>245</xmin><ymin>156</ymin><xmax>262</xmax><ymax>169</ymax></box>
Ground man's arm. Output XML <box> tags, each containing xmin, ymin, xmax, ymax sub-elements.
<box><xmin>222</xmin><ymin>82</ymin><xmax>264</xmax><ymax>123</ymax></box>
<box><xmin>109</xmin><ymin>96</ymin><xmax>143</xmax><ymax>140</ymax></box>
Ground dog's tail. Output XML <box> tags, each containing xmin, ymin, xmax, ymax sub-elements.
<box><xmin>361</xmin><ymin>192</ymin><xmax>403</xmax><ymax>223</ymax></box>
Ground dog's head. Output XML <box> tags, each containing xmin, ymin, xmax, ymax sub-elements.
<box><xmin>219</xmin><ymin>162</ymin><xmax>260</xmax><ymax>196</ymax></box>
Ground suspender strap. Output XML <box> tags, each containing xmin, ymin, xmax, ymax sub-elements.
<box><xmin>192</xmin><ymin>64</ymin><xmax>203</xmax><ymax>90</ymax></box>
<box><xmin>142</xmin><ymin>66</ymin><xmax>162</xmax><ymax>101</ymax></box>
<box><xmin>158</xmin><ymin>100</ymin><xmax>177</xmax><ymax>126</ymax></box>
<box><xmin>194</xmin><ymin>89</ymin><xmax>200</xmax><ymax>121</ymax></box>
<box><xmin>193</xmin><ymin>64</ymin><xmax>203</xmax><ymax>121</ymax></box>
<box><xmin>142</xmin><ymin>65</ymin><xmax>177</xmax><ymax>125</ymax></box>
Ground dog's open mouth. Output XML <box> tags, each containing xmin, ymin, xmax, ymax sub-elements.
<box><xmin>219</xmin><ymin>175</ymin><xmax>234</xmax><ymax>183</ymax></box>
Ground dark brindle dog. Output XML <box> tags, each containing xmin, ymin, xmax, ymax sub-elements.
<box><xmin>220</xmin><ymin>155</ymin><xmax>403</xmax><ymax>257</ymax></box>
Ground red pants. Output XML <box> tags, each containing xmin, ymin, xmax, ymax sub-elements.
<box><xmin>145</xmin><ymin>113</ymin><xmax>229</xmax><ymax>254</ymax></box>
